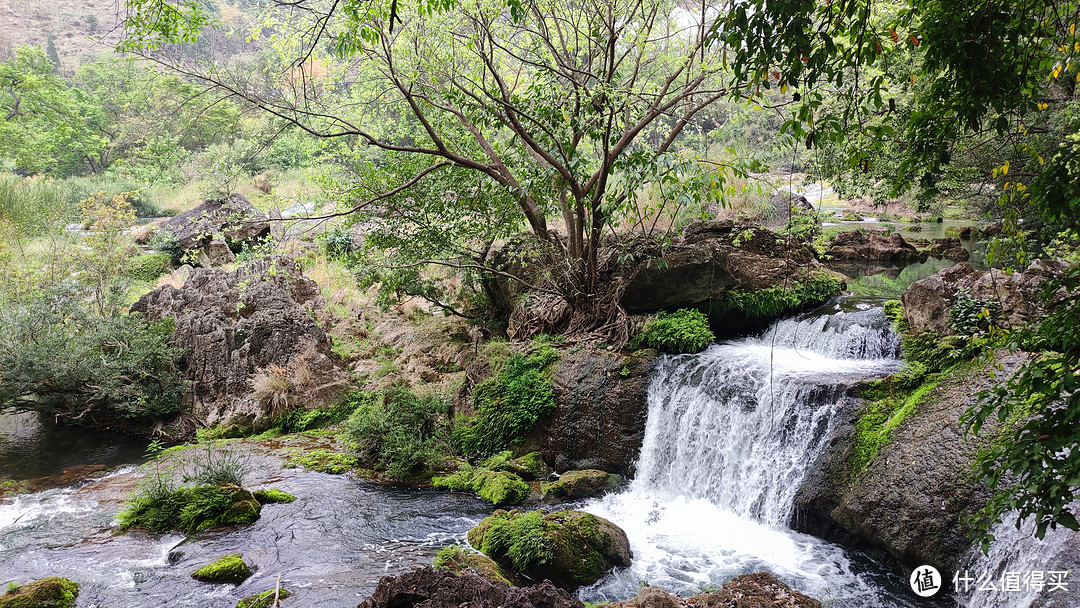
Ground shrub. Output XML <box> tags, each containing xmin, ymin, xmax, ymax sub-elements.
<box><xmin>479</xmin><ymin>510</ymin><xmax>555</xmax><ymax>571</ymax></box>
<box><xmin>127</xmin><ymin>252</ymin><xmax>173</xmax><ymax>282</ymax></box>
<box><xmin>949</xmin><ymin>289</ymin><xmax>1002</xmax><ymax>336</ymax></box>
<box><xmin>453</xmin><ymin>347</ymin><xmax>559</xmax><ymax>459</ymax></box>
<box><xmin>147</xmin><ymin>227</ymin><xmax>183</xmax><ymax>262</ymax></box>
<box><xmin>181</xmin><ymin>444</ymin><xmax>250</xmax><ymax>487</ymax></box>
<box><xmin>632</xmin><ymin>308</ymin><xmax>714</xmax><ymax>353</ymax></box>
<box><xmin>345</xmin><ymin>387</ymin><xmax>451</xmax><ymax>479</ymax></box>
<box><xmin>118</xmin><ymin>485</ymin><xmax>261</xmax><ymax>534</ymax></box>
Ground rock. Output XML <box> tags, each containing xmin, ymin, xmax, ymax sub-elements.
<box><xmin>792</xmin><ymin>354</ymin><xmax>1016</xmax><ymax>571</ymax></box>
<box><xmin>473</xmin><ymin>470</ymin><xmax>531</xmax><ymax>506</ymax></box>
<box><xmin>604</xmin><ymin>574</ymin><xmax>822</xmax><ymax>608</ymax></box>
<box><xmin>763</xmin><ymin>192</ymin><xmax>814</xmax><ymax>229</ymax></box>
<box><xmin>621</xmin><ymin>222</ymin><xmax>821</xmax><ymax>313</ymax></box>
<box><xmin>0</xmin><ymin>577</ymin><xmax>79</xmax><ymax>608</ymax></box>
<box><xmin>191</xmin><ymin>553</ymin><xmax>253</xmax><ymax>585</ymax></box>
<box><xmin>434</xmin><ymin>545</ymin><xmax>514</xmax><ymax>586</ymax></box>
<box><xmin>156</xmin><ymin>194</ymin><xmax>269</xmax><ymax>266</ymax></box>
<box><xmin>537</xmin><ymin>347</ymin><xmax>658</xmax><ymax>476</ymax></box>
<box><xmin>236</xmin><ymin>589</ymin><xmax>290</xmax><ymax>608</ymax></box>
<box><xmin>922</xmin><ymin>237</ymin><xmax>969</xmax><ymax>261</ymax></box>
<box><xmin>252</xmin><ymin>488</ymin><xmax>296</xmax><ymax>504</ymax></box>
<box><xmin>131</xmin><ymin>257</ymin><xmax>350</xmax><ymax>434</ymax></box>
<box><xmin>541</xmin><ymin>469</ymin><xmax>622</xmax><ymax>500</ymax></box>
<box><xmin>467</xmin><ymin>509</ymin><xmax>632</xmax><ymax>589</ymax></box>
<box><xmin>900</xmin><ymin>260</ymin><xmax>1070</xmax><ymax>335</ymax></box>
<box><xmin>824</xmin><ymin>230</ymin><xmax>927</xmax><ymax>263</ymax></box>
<box><xmin>358</xmin><ymin>567</ymin><xmax>584</xmax><ymax>608</ymax></box>
<box><xmin>503</xmin><ymin>452</ymin><xmax>552</xmax><ymax>481</ymax></box>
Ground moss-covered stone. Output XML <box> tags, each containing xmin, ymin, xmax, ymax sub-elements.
<box><xmin>540</xmin><ymin>470</ymin><xmax>622</xmax><ymax>500</ymax></box>
<box><xmin>433</xmin><ymin>545</ymin><xmax>513</xmax><ymax>586</ymax></box>
<box><xmin>503</xmin><ymin>452</ymin><xmax>550</xmax><ymax>481</ymax></box>
<box><xmin>235</xmin><ymin>588</ymin><xmax>290</xmax><ymax>608</ymax></box>
<box><xmin>0</xmin><ymin>577</ymin><xmax>78</xmax><ymax>608</ymax></box>
<box><xmin>118</xmin><ymin>485</ymin><xmax>262</xmax><ymax>534</ymax></box>
<box><xmin>473</xmin><ymin>470</ymin><xmax>530</xmax><ymax>506</ymax></box>
<box><xmin>283</xmin><ymin>448</ymin><xmax>359</xmax><ymax>474</ymax></box>
<box><xmin>467</xmin><ymin>509</ymin><xmax>632</xmax><ymax>589</ymax></box>
<box><xmin>252</xmin><ymin>488</ymin><xmax>296</xmax><ymax>504</ymax></box>
<box><xmin>191</xmin><ymin>554</ymin><xmax>253</xmax><ymax>584</ymax></box>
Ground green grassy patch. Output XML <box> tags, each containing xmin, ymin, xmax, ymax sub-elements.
<box><xmin>702</xmin><ymin>271</ymin><xmax>844</xmax><ymax>319</ymax></box>
<box><xmin>282</xmin><ymin>448</ymin><xmax>359</xmax><ymax>474</ymax></box>
<box><xmin>631</xmin><ymin>309</ymin><xmax>714</xmax><ymax>354</ymax></box>
<box><xmin>117</xmin><ymin>485</ymin><xmax>261</xmax><ymax>534</ymax></box>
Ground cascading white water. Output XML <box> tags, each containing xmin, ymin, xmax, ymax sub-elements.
<box><xmin>581</xmin><ymin>303</ymin><xmax>915</xmax><ymax>606</ymax></box>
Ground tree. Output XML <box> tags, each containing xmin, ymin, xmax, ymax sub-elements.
<box><xmin>122</xmin><ymin>0</ymin><xmax>734</xmax><ymax>337</ymax></box>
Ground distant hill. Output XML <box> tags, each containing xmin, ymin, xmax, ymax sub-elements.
<box><xmin>0</xmin><ymin>0</ymin><xmax>124</xmax><ymax>70</ymax></box>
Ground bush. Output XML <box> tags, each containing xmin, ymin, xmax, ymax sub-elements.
<box><xmin>632</xmin><ymin>308</ymin><xmax>714</xmax><ymax>353</ymax></box>
<box><xmin>128</xmin><ymin>253</ymin><xmax>173</xmax><ymax>282</ymax></box>
<box><xmin>453</xmin><ymin>347</ymin><xmax>558</xmax><ymax>459</ymax></box>
<box><xmin>0</xmin><ymin>288</ymin><xmax>182</xmax><ymax>423</ymax></box>
<box><xmin>949</xmin><ymin>289</ymin><xmax>1002</xmax><ymax>336</ymax></box>
<box><xmin>117</xmin><ymin>485</ymin><xmax>262</xmax><ymax>534</ymax></box>
<box><xmin>345</xmin><ymin>387</ymin><xmax>450</xmax><ymax>479</ymax></box>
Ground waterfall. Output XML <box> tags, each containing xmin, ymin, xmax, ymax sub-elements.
<box><xmin>581</xmin><ymin>303</ymin><xmax>913</xmax><ymax>606</ymax></box>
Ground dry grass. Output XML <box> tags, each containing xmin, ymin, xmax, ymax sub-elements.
<box><xmin>250</xmin><ymin>346</ymin><xmax>328</xmax><ymax>418</ymax></box>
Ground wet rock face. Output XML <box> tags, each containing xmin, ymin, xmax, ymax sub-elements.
<box><xmin>357</xmin><ymin>567</ymin><xmax>585</xmax><ymax>608</ymax></box>
<box><xmin>824</xmin><ymin>230</ymin><xmax>927</xmax><ymax>263</ymax></box>
<box><xmin>606</xmin><ymin>574</ymin><xmax>822</xmax><ymax>608</ymax></box>
<box><xmin>130</xmin><ymin>258</ymin><xmax>349</xmax><ymax>434</ymax></box>
<box><xmin>537</xmin><ymin>347</ymin><xmax>658</xmax><ymax>476</ymax></box>
<box><xmin>157</xmin><ymin>194</ymin><xmax>270</xmax><ymax>266</ymax></box>
<box><xmin>621</xmin><ymin>221</ymin><xmax>821</xmax><ymax>313</ymax></box>
<box><xmin>901</xmin><ymin>259</ymin><xmax>1071</xmax><ymax>336</ymax></box>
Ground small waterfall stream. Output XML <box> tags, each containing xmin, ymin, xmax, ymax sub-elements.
<box><xmin>581</xmin><ymin>303</ymin><xmax>915</xmax><ymax>606</ymax></box>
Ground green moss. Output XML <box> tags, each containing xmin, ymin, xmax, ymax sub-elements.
<box><xmin>0</xmin><ymin>479</ymin><xmax>30</xmax><ymax>499</ymax></box>
<box><xmin>703</xmin><ymin>271</ymin><xmax>844</xmax><ymax>319</ymax></box>
<box><xmin>851</xmin><ymin>376</ymin><xmax>941</xmax><ymax>475</ymax></box>
<box><xmin>474</xmin><ymin>470</ymin><xmax>530</xmax><ymax>506</ymax></box>
<box><xmin>474</xmin><ymin>510</ymin><xmax>555</xmax><ymax>571</ymax></box>
<box><xmin>0</xmin><ymin>577</ymin><xmax>78</xmax><ymax>608</ymax></box>
<box><xmin>235</xmin><ymin>588</ymin><xmax>290</xmax><ymax>608</ymax></box>
<box><xmin>503</xmin><ymin>452</ymin><xmax>548</xmax><ymax>481</ymax></box>
<box><xmin>252</xmin><ymin>488</ymin><xmax>296</xmax><ymax>504</ymax></box>
<box><xmin>631</xmin><ymin>309</ymin><xmax>715</xmax><ymax>354</ymax></box>
<box><xmin>433</xmin><ymin>546</ymin><xmax>512</xmax><ymax>586</ymax></box>
<box><xmin>431</xmin><ymin>465</ymin><xmax>477</xmax><ymax>492</ymax></box>
<box><xmin>118</xmin><ymin>485</ymin><xmax>261</xmax><ymax>534</ymax></box>
<box><xmin>540</xmin><ymin>470</ymin><xmax>621</xmax><ymax>499</ymax></box>
<box><xmin>191</xmin><ymin>554</ymin><xmax>253</xmax><ymax>584</ymax></box>
<box><xmin>882</xmin><ymin>299</ymin><xmax>904</xmax><ymax>325</ymax></box>
<box><xmin>282</xmin><ymin>448</ymin><xmax>359</xmax><ymax>474</ymax></box>
<box><xmin>453</xmin><ymin>347</ymin><xmax>559</xmax><ymax>459</ymax></box>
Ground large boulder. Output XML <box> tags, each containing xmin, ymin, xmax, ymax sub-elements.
<box><xmin>901</xmin><ymin>259</ymin><xmax>1070</xmax><ymax>335</ymax></box>
<box><xmin>539</xmin><ymin>347</ymin><xmax>658</xmax><ymax>476</ymax></box>
<box><xmin>156</xmin><ymin>194</ymin><xmax>270</xmax><ymax>266</ymax></box>
<box><xmin>0</xmin><ymin>577</ymin><xmax>78</xmax><ymax>608</ymax></box>
<box><xmin>130</xmin><ymin>257</ymin><xmax>349</xmax><ymax>434</ymax></box>
<box><xmin>358</xmin><ymin>567</ymin><xmax>583</xmax><ymax>608</ymax></box>
<box><xmin>621</xmin><ymin>222</ymin><xmax>822</xmax><ymax>313</ymax></box>
<box><xmin>922</xmin><ymin>237</ymin><xmax>970</xmax><ymax>261</ymax></box>
<box><xmin>541</xmin><ymin>469</ymin><xmax>623</xmax><ymax>500</ymax></box>
<box><xmin>467</xmin><ymin>509</ymin><xmax>632</xmax><ymax>589</ymax></box>
<box><xmin>824</xmin><ymin>231</ymin><xmax>927</xmax><ymax>263</ymax></box>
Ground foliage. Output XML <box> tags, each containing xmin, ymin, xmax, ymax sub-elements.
<box><xmin>181</xmin><ymin>443</ymin><xmax>250</xmax><ymax>487</ymax></box>
<box><xmin>0</xmin><ymin>577</ymin><xmax>79</xmax><ymax>608</ymax></box>
<box><xmin>632</xmin><ymin>309</ymin><xmax>715</xmax><ymax>354</ymax></box>
<box><xmin>962</xmin><ymin>265</ymin><xmax>1080</xmax><ymax>547</ymax></box>
<box><xmin>235</xmin><ymin>588</ymin><xmax>291</xmax><ymax>608</ymax></box>
<box><xmin>477</xmin><ymin>510</ymin><xmax>555</xmax><ymax>572</ymax></box>
<box><xmin>128</xmin><ymin>253</ymin><xmax>174</xmax><ymax>283</ymax></box>
<box><xmin>949</xmin><ymin>289</ymin><xmax>1003</xmax><ymax>337</ymax></box>
<box><xmin>190</xmin><ymin>554</ymin><xmax>253</xmax><ymax>585</ymax></box>
<box><xmin>266</xmin><ymin>392</ymin><xmax>362</xmax><ymax>434</ymax></box>
<box><xmin>704</xmin><ymin>272</ymin><xmax>844</xmax><ymax>320</ymax></box>
<box><xmin>474</xmin><ymin>470</ymin><xmax>530</xmax><ymax>506</ymax></box>
<box><xmin>282</xmin><ymin>448</ymin><xmax>359</xmax><ymax>474</ymax></box>
<box><xmin>251</xmin><ymin>489</ymin><xmax>296</xmax><ymax>504</ymax></box>
<box><xmin>118</xmin><ymin>485</ymin><xmax>261</xmax><ymax>534</ymax></box>
<box><xmin>432</xmin><ymin>545</ymin><xmax>512</xmax><ymax>586</ymax></box>
<box><xmin>453</xmin><ymin>347</ymin><xmax>558</xmax><ymax>459</ymax></box>
<box><xmin>345</xmin><ymin>387</ymin><xmax>450</xmax><ymax>479</ymax></box>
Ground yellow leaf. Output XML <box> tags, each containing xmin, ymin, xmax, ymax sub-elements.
<box><xmin>1038</xmin><ymin>156</ymin><xmax>1044</xmax><ymax>165</ymax></box>
<box><xmin>1038</xmin><ymin>102</ymin><xmax>1049</xmax><ymax>110</ymax></box>
<box><xmin>1071</xmin><ymin>23</ymin><xmax>1076</xmax><ymax>34</ymax></box>
<box><xmin>909</xmin><ymin>74</ymin><xmax>916</xmax><ymax>84</ymax></box>
<box><xmin>1002</xmin><ymin>161</ymin><xmax>1010</xmax><ymax>175</ymax></box>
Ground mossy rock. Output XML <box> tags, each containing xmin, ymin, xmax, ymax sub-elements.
<box><xmin>433</xmin><ymin>545</ymin><xmax>513</xmax><ymax>586</ymax></box>
<box><xmin>502</xmin><ymin>452</ymin><xmax>551</xmax><ymax>481</ymax></box>
<box><xmin>473</xmin><ymin>470</ymin><xmax>530</xmax><ymax>506</ymax></box>
<box><xmin>0</xmin><ymin>577</ymin><xmax>79</xmax><ymax>608</ymax></box>
<box><xmin>842</xmin><ymin>209</ymin><xmax>863</xmax><ymax>221</ymax></box>
<box><xmin>235</xmin><ymin>588</ymin><xmax>290</xmax><ymax>608</ymax></box>
<box><xmin>192</xmin><ymin>553</ymin><xmax>253</xmax><ymax>584</ymax></box>
<box><xmin>283</xmin><ymin>448</ymin><xmax>358</xmax><ymax>474</ymax></box>
<box><xmin>540</xmin><ymin>470</ymin><xmax>622</xmax><ymax>500</ymax></box>
<box><xmin>252</xmin><ymin>489</ymin><xmax>296</xmax><ymax>504</ymax></box>
<box><xmin>118</xmin><ymin>485</ymin><xmax>262</xmax><ymax>534</ymax></box>
<box><xmin>467</xmin><ymin>509</ymin><xmax>632</xmax><ymax>589</ymax></box>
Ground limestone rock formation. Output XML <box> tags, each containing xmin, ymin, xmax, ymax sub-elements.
<box><xmin>155</xmin><ymin>194</ymin><xmax>269</xmax><ymax>266</ymax></box>
<box><xmin>130</xmin><ymin>257</ymin><xmax>349</xmax><ymax>434</ymax></box>
<box><xmin>824</xmin><ymin>231</ymin><xmax>927</xmax><ymax>263</ymax></box>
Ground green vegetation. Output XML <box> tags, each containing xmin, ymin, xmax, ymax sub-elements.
<box><xmin>432</xmin><ymin>463</ymin><xmax>531</xmax><ymax>506</ymax></box>
<box><xmin>473</xmin><ymin>510</ymin><xmax>555</xmax><ymax>572</ymax></box>
<box><xmin>127</xmin><ymin>253</ymin><xmax>173</xmax><ymax>283</ymax></box>
<box><xmin>345</xmin><ymin>387</ymin><xmax>450</xmax><ymax>479</ymax></box>
<box><xmin>282</xmin><ymin>449</ymin><xmax>359</xmax><ymax>474</ymax></box>
<box><xmin>851</xmin><ymin>376</ymin><xmax>942</xmax><ymax>475</ymax></box>
<box><xmin>704</xmin><ymin>272</ymin><xmax>844</xmax><ymax>319</ymax></box>
<box><xmin>453</xmin><ymin>348</ymin><xmax>558</xmax><ymax>459</ymax></box>
<box><xmin>0</xmin><ymin>577</ymin><xmax>78</xmax><ymax>608</ymax></box>
<box><xmin>191</xmin><ymin>554</ymin><xmax>253</xmax><ymax>585</ymax></box>
<box><xmin>433</xmin><ymin>546</ymin><xmax>512</xmax><ymax>586</ymax></box>
<box><xmin>235</xmin><ymin>589</ymin><xmax>290</xmax><ymax>608</ymax></box>
<box><xmin>118</xmin><ymin>485</ymin><xmax>262</xmax><ymax>534</ymax></box>
<box><xmin>631</xmin><ymin>309</ymin><xmax>714</xmax><ymax>354</ymax></box>
<box><xmin>252</xmin><ymin>489</ymin><xmax>296</xmax><ymax>504</ymax></box>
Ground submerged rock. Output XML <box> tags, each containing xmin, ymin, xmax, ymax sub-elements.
<box><xmin>235</xmin><ymin>589</ymin><xmax>289</xmax><ymax>608</ymax></box>
<box><xmin>131</xmin><ymin>257</ymin><xmax>350</xmax><ymax>435</ymax></box>
<box><xmin>358</xmin><ymin>566</ymin><xmax>583</xmax><ymax>608</ymax></box>
<box><xmin>467</xmin><ymin>509</ymin><xmax>632</xmax><ymax>589</ymax></box>
<box><xmin>191</xmin><ymin>553</ymin><xmax>253</xmax><ymax>585</ymax></box>
<box><xmin>0</xmin><ymin>577</ymin><xmax>78</xmax><ymax>608</ymax></box>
